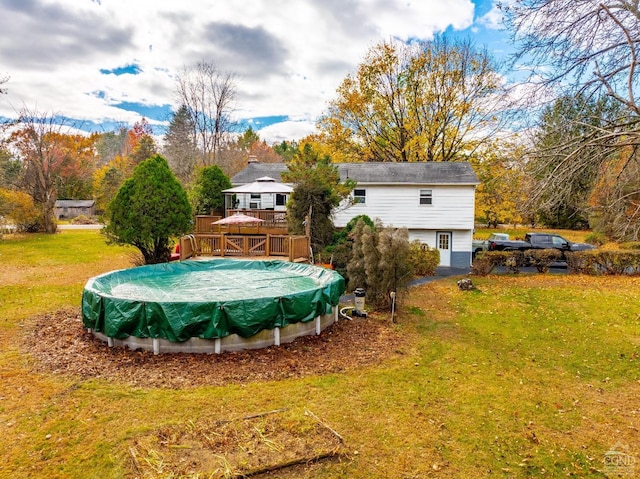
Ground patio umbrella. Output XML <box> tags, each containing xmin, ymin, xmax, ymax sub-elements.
<box><xmin>212</xmin><ymin>212</ymin><xmax>264</xmax><ymax>233</ymax></box>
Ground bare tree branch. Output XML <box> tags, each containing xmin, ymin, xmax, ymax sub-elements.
<box><xmin>175</xmin><ymin>61</ymin><xmax>237</xmax><ymax>167</ymax></box>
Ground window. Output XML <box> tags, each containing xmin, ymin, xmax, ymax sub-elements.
<box><xmin>250</xmin><ymin>193</ymin><xmax>261</xmax><ymax>209</ymax></box>
<box><xmin>353</xmin><ymin>188</ymin><xmax>366</xmax><ymax>204</ymax></box>
<box><xmin>419</xmin><ymin>189</ymin><xmax>432</xmax><ymax>205</ymax></box>
<box><xmin>275</xmin><ymin>194</ymin><xmax>287</xmax><ymax>206</ymax></box>
<box><xmin>438</xmin><ymin>233</ymin><xmax>450</xmax><ymax>250</ymax></box>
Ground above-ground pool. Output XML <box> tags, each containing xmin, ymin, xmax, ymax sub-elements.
<box><xmin>82</xmin><ymin>259</ymin><xmax>345</xmax><ymax>354</ymax></box>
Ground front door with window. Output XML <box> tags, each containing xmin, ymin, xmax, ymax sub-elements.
<box><xmin>437</xmin><ymin>232</ymin><xmax>451</xmax><ymax>267</ymax></box>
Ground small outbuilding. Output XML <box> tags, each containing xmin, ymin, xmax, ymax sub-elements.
<box><xmin>54</xmin><ymin>200</ymin><xmax>96</xmax><ymax>219</ymax></box>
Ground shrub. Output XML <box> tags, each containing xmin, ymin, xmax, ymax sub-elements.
<box><xmin>471</xmin><ymin>251</ymin><xmax>497</xmax><ymax>276</ymax></box>
<box><xmin>71</xmin><ymin>214</ymin><xmax>97</xmax><ymax>225</ymax></box>
<box><xmin>584</xmin><ymin>231</ymin><xmax>607</xmax><ymax>246</ymax></box>
<box><xmin>333</xmin><ymin>214</ymin><xmax>374</xmax><ymax>244</ymax></box>
<box><xmin>471</xmin><ymin>251</ymin><xmax>525</xmax><ymax>276</ymax></box>
<box><xmin>566</xmin><ymin>250</ymin><xmax>640</xmax><ymax>275</ymax></box>
<box><xmin>324</xmin><ymin>241</ymin><xmax>352</xmax><ymax>280</ymax></box>
<box><xmin>524</xmin><ymin>248</ymin><xmax>562</xmax><ymax>273</ymax></box>
<box><xmin>0</xmin><ymin>188</ymin><xmax>40</xmax><ymax>232</ymax></box>
<box><xmin>409</xmin><ymin>240</ymin><xmax>440</xmax><ymax>276</ymax></box>
<box><xmin>498</xmin><ymin>250</ymin><xmax>526</xmax><ymax>274</ymax></box>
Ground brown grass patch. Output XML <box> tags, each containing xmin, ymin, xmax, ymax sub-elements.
<box><xmin>22</xmin><ymin>308</ymin><xmax>405</xmax><ymax>389</ymax></box>
<box><xmin>129</xmin><ymin>408</ymin><xmax>346</xmax><ymax>478</ymax></box>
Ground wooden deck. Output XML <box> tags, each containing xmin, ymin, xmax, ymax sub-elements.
<box><xmin>181</xmin><ymin>214</ymin><xmax>309</xmax><ymax>262</ymax></box>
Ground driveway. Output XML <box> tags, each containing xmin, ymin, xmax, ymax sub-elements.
<box><xmin>57</xmin><ymin>224</ymin><xmax>104</xmax><ymax>230</ymax></box>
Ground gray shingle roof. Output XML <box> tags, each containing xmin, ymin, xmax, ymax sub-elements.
<box><xmin>231</xmin><ymin>162</ymin><xmax>479</xmax><ymax>185</ymax></box>
<box><xmin>54</xmin><ymin>200</ymin><xmax>95</xmax><ymax>208</ymax></box>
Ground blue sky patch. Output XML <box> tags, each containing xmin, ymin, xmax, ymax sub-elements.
<box><xmin>100</xmin><ymin>64</ymin><xmax>142</xmax><ymax>76</ymax></box>
<box><xmin>247</xmin><ymin>115</ymin><xmax>289</xmax><ymax>128</ymax></box>
<box><xmin>113</xmin><ymin>101</ymin><xmax>173</xmax><ymax>121</ymax></box>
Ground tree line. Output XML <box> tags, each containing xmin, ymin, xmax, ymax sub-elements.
<box><xmin>3</xmin><ymin>0</ymin><xmax>640</xmax><ymax>243</ymax></box>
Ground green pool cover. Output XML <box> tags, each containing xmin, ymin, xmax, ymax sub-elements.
<box><xmin>82</xmin><ymin>259</ymin><xmax>345</xmax><ymax>342</ymax></box>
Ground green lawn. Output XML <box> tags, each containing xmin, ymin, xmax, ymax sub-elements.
<box><xmin>1</xmin><ymin>230</ymin><xmax>639</xmax><ymax>478</ymax></box>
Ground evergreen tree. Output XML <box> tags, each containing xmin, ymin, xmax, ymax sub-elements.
<box><xmin>348</xmin><ymin>221</ymin><xmax>413</xmax><ymax>310</ymax></box>
<box><xmin>346</xmin><ymin>218</ymin><xmax>368</xmax><ymax>291</ymax></box>
<box><xmin>362</xmin><ymin>222</ymin><xmax>383</xmax><ymax>305</ymax></box>
<box><xmin>95</xmin><ymin>127</ymin><xmax>128</xmax><ymax>166</ymax></box>
<box><xmin>273</xmin><ymin>140</ymin><xmax>299</xmax><ymax>161</ymax></box>
<box><xmin>190</xmin><ymin>165</ymin><xmax>232</xmax><ymax>215</ymax></box>
<box><xmin>104</xmin><ymin>155</ymin><xmax>192</xmax><ymax>264</ymax></box>
<box><xmin>378</xmin><ymin>227</ymin><xmax>412</xmax><ymax>306</ymax></box>
<box><xmin>282</xmin><ymin>143</ymin><xmax>354</xmax><ymax>251</ymax></box>
<box><xmin>164</xmin><ymin>105</ymin><xmax>199</xmax><ymax>184</ymax></box>
<box><xmin>237</xmin><ymin>126</ymin><xmax>260</xmax><ymax>150</ymax></box>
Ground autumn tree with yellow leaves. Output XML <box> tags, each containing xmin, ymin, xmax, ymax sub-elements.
<box><xmin>472</xmin><ymin>140</ymin><xmax>528</xmax><ymax>227</ymax></box>
<box><xmin>319</xmin><ymin>35</ymin><xmax>507</xmax><ymax>163</ymax></box>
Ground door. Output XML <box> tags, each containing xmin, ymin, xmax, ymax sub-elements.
<box><xmin>437</xmin><ymin>232</ymin><xmax>451</xmax><ymax>267</ymax></box>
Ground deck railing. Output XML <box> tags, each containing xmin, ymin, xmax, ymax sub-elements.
<box><xmin>289</xmin><ymin>235</ymin><xmax>310</xmax><ymax>262</ymax></box>
<box><xmin>180</xmin><ymin>233</ymin><xmax>309</xmax><ymax>262</ymax></box>
<box><xmin>195</xmin><ymin>215</ymin><xmax>222</xmax><ymax>234</ymax></box>
<box><xmin>195</xmin><ymin>213</ymin><xmax>288</xmax><ymax>234</ymax></box>
<box><xmin>225</xmin><ymin>209</ymin><xmax>288</xmax><ymax>228</ymax></box>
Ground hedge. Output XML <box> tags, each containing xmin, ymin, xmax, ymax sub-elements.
<box><xmin>472</xmin><ymin>249</ymin><xmax>640</xmax><ymax>276</ymax></box>
<box><xmin>566</xmin><ymin>250</ymin><xmax>640</xmax><ymax>275</ymax></box>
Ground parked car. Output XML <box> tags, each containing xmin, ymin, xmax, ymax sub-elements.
<box><xmin>472</xmin><ymin>233</ymin><xmax>511</xmax><ymax>258</ymax></box>
<box><xmin>488</xmin><ymin>232</ymin><xmax>596</xmax><ymax>258</ymax></box>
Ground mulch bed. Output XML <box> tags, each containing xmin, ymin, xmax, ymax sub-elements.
<box><xmin>22</xmin><ymin>308</ymin><xmax>405</xmax><ymax>389</ymax></box>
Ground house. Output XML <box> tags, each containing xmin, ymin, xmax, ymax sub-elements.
<box><xmin>231</xmin><ymin>162</ymin><xmax>479</xmax><ymax>267</ymax></box>
<box><xmin>222</xmin><ymin>176</ymin><xmax>291</xmax><ymax>211</ymax></box>
<box><xmin>54</xmin><ymin>200</ymin><xmax>96</xmax><ymax>219</ymax></box>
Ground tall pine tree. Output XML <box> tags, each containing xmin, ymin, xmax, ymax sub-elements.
<box><xmin>164</xmin><ymin>105</ymin><xmax>199</xmax><ymax>184</ymax></box>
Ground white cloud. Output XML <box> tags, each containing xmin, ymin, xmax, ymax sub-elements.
<box><xmin>0</xmin><ymin>0</ymin><xmax>481</xmax><ymax>142</ymax></box>
<box><xmin>259</xmin><ymin>120</ymin><xmax>318</xmax><ymax>145</ymax></box>
<box><xmin>478</xmin><ymin>1</ymin><xmax>505</xmax><ymax>30</ymax></box>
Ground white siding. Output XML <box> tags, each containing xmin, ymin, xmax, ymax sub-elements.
<box><xmin>333</xmin><ymin>185</ymin><xmax>476</xmax><ymax>267</ymax></box>
<box><xmin>333</xmin><ymin>185</ymin><xmax>475</xmax><ymax>230</ymax></box>
<box><xmin>236</xmin><ymin>193</ymin><xmax>287</xmax><ymax>211</ymax></box>
<box><xmin>408</xmin><ymin>229</ymin><xmax>471</xmax><ymax>252</ymax></box>
<box><xmin>451</xmin><ymin>229</ymin><xmax>473</xmax><ymax>253</ymax></box>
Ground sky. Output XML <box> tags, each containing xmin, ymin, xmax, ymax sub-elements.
<box><xmin>0</xmin><ymin>0</ymin><xmax>511</xmax><ymax>144</ymax></box>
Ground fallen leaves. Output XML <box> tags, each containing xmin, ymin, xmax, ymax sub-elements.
<box><xmin>21</xmin><ymin>308</ymin><xmax>405</xmax><ymax>389</ymax></box>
